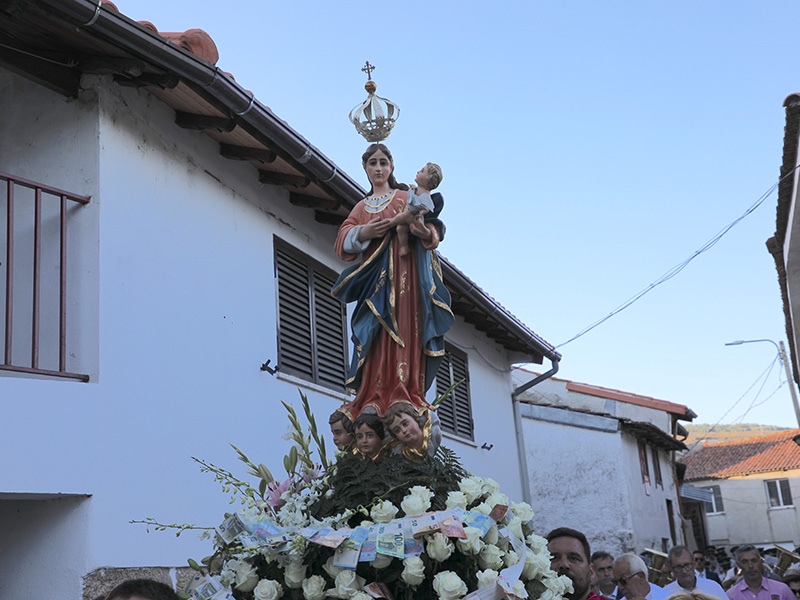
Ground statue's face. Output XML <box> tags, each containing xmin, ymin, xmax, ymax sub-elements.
<box><xmin>364</xmin><ymin>150</ymin><xmax>392</xmax><ymax>187</ymax></box>
<box><xmin>389</xmin><ymin>413</ymin><xmax>423</xmax><ymax>448</ymax></box>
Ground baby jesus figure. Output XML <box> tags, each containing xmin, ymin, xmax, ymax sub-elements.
<box><xmin>387</xmin><ymin>162</ymin><xmax>443</xmax><ymax>257</ymax></box>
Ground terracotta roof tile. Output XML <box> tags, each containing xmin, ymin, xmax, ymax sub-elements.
<box><xmin>680</xmin><ymin>429</ymin><xmax>800</xmax><ymax>480</ymax></box>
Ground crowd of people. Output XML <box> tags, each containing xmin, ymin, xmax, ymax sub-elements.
<box><xmin>547</xmin><ymin>527</ymin><xmax>800</xmax><ymax>600</ymax></box>
<box><xmin>95</xmin><ymin>534</ymin><xmax>800</xmax><ymax>600</ymax></box>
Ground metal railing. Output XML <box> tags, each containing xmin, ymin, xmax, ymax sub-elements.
<box><xmin>1</xmin><ymin>171</ymin><xmax>90</xmax><ymax>381</ymax></box>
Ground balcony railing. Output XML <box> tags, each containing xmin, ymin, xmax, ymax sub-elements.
<box><xmin>1</xmin><ymin>171</ymin><xmax>90</xmax><ymax>381</ymax></box>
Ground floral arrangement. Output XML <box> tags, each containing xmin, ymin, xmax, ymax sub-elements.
<box><xmin>136</xmin><ymin>394</ymin><xmax>572</xmax><ymax>600</ymax></box>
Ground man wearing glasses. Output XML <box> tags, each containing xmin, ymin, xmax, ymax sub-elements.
<box><xmin>611</xmin><ymin>554</ymin><xmax>668</xmax><ymax>600</ymax></box>
<box><xmin>726</xmin><ymin>546</ymin><xmax>794</xmax><ymax>600</ymax></box>
<box><xmin>694</xmin><ymin>549</ymin><xmax>723</xmax><ymax>585</ymax></box>
<box><xmin>663</xmin><ymin>546</ymin><xmax>726</xmax><ymax>599</ymax></box>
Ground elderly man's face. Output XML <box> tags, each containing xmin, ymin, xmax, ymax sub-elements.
<box><xmin>548</xmin><ymin>536</ymin><xmax>593</xmax><ymax>600</ymax></box>
<box><xmin>612</xmin><ymin>562</ymin><xmax>649</xmax><ymax>600</ymax></box>
<box><xmin>737</xmin><ymin>551</ymin><xmax>764</xmax><ymax>586</ymax></box>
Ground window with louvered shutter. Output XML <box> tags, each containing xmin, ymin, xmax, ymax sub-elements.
<box><xmin>275</xmin><ymin>240</ymin><xmax>347</xmax><ymax>391</ymax></box>
<box><xmin>435</xmin><ymin>344</ymin><xmax>474</xmax><ymax>440</ymax></box>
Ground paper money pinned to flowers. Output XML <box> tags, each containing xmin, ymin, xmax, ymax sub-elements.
<box><xmin>132</xmin><ymin>391</ymin><xmax>572</xmax><ymax>600</ymax></box>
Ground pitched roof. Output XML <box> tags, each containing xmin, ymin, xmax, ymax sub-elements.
<box><xmin>515</xmin><ymin>367</ymin><xmax>695</xmax><ymax>420</ymax></box>
<box><xmin>680</xmin><ymin>428</ymin><xmax>800</xmax><ymax>480</ymax></box>
<box><xmin>0</xmin><ymin>0</ymin><xmax>560</xmax><ymax>364</ymax></box>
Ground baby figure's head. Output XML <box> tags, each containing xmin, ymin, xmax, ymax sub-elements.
<box><xmin>414</xmin><ymin>162</ymin><xmax>443</xmax><ymax>191</ymax></box>
<box><xmin>383</xmin><ymin>403</ymin><xmax>425</xmax><ymax>449</ymax></box>
<box><xmin>329</xmin><ymin>410</ymin><xmax>354</xmax><ymax>450</ymax></box>
<box><xmin>353</xmin><ymin>413</ymin><xmax>385</xmax><ymax>459</ymax></box>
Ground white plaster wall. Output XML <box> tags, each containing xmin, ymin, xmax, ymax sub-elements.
<box><xmin>433</xmin><ymin>316</ymin><xmax>524</xmax><ymax>502</ymax></box>
<box><xmin>696</xmin><ymin>472</ymin><xmax>800</xmax><ymax>548</ymax></box>
<box><xmin>0</xmin><ymin>495</ymin><xmax>91</xmax><ymax>600</ymax></box>
<box><xmin>1</xmin><ymin>69</ymin><xmax>526</xmax><ymax>598</ymax></box>
<box><xmin>520</xmin><ymin>414</ymin><xmax>636</xmax><ymax>555</ymax></box>
<box><xmin>0</xmin><ymin>70</ymin><xmax>101</xmax><ymax>378</ymax></box>
<box><xmin>622</xmin><ymin>435</ymin><xmax>684</xmax><ymax>551</ymax></box>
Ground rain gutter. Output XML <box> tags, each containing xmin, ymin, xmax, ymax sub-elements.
<box><xmin>33</xmin><ymin>0</ymin><xmax>365</xmax><ymax>205</ymax></box>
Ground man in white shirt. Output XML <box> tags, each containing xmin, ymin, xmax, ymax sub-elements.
<box><xmin>612</xmin><ymin>553</ymin><xmax>668</xmax><ymax>600</ymax></box>
<box><xmin>663</xmin><ymin>546</ymin><xmax>727</xmax><ymax>600</ymax></box>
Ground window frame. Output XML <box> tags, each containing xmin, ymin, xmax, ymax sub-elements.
<box><xmin>765</xmin><ymin>478</ymin><xmax>793</xmax><ymax>509</ymax></box>
<box><xmin>652</xmin><ymin>446</ymin><xmax>663</xmax><ymax>488</ymax></box>
<box><xmin>274</xmin><ymin>238</ymin><xmax>348</xmax><ymax>392</ymax></box>
<box><xmin>702</xmin><ymin>484</ymin><xmax>725</xmax><ymax>514</ymax></box>
<box><xmin>435</xmin><ymin>343</ymin><xmax>474</xmax><ymax>441</ymax></box>
<box><xmin>638</xmin><ymin>440</ymin><xmax>651</xmax><ymax>485</ymax></box>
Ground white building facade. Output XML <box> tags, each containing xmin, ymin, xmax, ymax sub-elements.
<box><xmin>0</xmin><ymin>4</ymin><xmax>560</xmax><ymax>599</ymax></box>
<box><xmin>514</xmin><ymin>370</ymin><xmax>694</xmax><ymax>556</ymax></box>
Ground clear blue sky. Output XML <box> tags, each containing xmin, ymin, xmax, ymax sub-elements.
<box><xmin>125</xmin><ymin>0</ymin><xmax>799</xmax><ymax>428</ymax></box>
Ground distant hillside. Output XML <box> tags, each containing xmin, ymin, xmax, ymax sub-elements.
<box><xmin>684</xmin><ymin>423</ymin><xmax>790</xmax><ymax>446</ymax></box>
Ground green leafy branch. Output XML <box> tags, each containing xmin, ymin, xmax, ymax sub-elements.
<box><xmin>129</xmin><ymin>517</ymin><xmax>213</xmax><ymax>537</ymax></box>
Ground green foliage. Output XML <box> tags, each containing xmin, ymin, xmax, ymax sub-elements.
<box><xmin>309</xmin><ymin>446</ymin><xmax>466</xmax><ymax>526</ymax></box>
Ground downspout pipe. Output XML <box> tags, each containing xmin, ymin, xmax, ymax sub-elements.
<box><xmin>511</xmin><ymin>356</ymin><xmax>560</xmax><ymax>504</ymax></box>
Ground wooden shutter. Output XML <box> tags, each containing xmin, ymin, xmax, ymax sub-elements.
<box><xmin>276</xmin><ymin>247</ymin><xmax>313</xmax><ymax>379</ymax></box>
<box><xmin>436</xmin><ymin>344</ymin><xmax>474</xmax><ymax>440</ymax></box>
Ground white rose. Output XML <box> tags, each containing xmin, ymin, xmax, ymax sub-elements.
<box><xmin>459</xmin><ymin>477</ymin><xmax>484</xmax><ymax>504</ymax></box>
<box><xmin>456</xmin><ymin>526</ymin><xmax>484</xmax><ymax>555</ymax></box>
<box><xmin>478</xmin><ymin>544</ymin><xmax>505</xmax><ymax>570</ymax></box>
<box><xmin>254</xmin><ymin>579</ymin><xmax>283</xmax><ymax>600</ymax></box>
<box><xmin>476</xmin><ymin>569</ymin><xmax>498</xmax><ymax>589</ymax></box>
<box><xmin>505</xmin><ymin>550</ymin><xmax>521</xmax><ymax>567</ymax></box>
<box><xmin>322</xmin><ymin>556</ymin><xmax>343</xmax><ymax>580</ymax></box>
<box><xmin>483</xmin><ymin>524</ymin><xmax>499</xmax><ymax>545</ymax></box>
<box><xmin>511</xmin><ymin>501</ymin><xmax>534</xmax><ymax>522</ymax></box>
<box><xmin>302</xmin><ymin>575</ymin><xmax>327</xmax><ymax>600</ymax></box>
<box><xmin>330</xmin><ymin>570</ymin><xmax>365</xmax><ymax>598</ymax></box>
<box><xmin>351</xmin><ymin>594</ymin><xmax>372</xmax><ymax>600</ymax></box>
<box><xmin>234</xmin><ymin>562</ymin><xmax>259</xmax><ymax>592</ymax></box>
<box><xmin>400</xmin><ymin>486</ymin><xmax>433</xmax><ymax>517</ymax></box>
<box><xmin>471</xmin><ymin>502</ymin><xmax>492</xmax><ymax>515</ymax></box>
<box><xmin>511</xmin><ymin>580</ymin><xmax>529</xmax><ymax>599</ymax></box>
<box><xmin>284</xmin><ymin>560</ymin><xmax>307</xmax><ymax>589</ymax></box>
<box><xmin>445</xmin><ymin>491</ymin><xmax>468</xmax><ymax>510</ymax></box>
<box><xmin>486</xmin><ymin>492</ymin><xmax>509</xmax><ymax>510</ymax></box>
<box><xmin>547</xmin><ymin>574</ymin><xmax>574</xmax><ymax>596</ymax></box>
<box><xmin>526</xmin><ymin>534</ymin><xmax>549</xmax><ymax>554</ymax></box>
<box><xmin>507</xmin><ymin>516</ymin><xmax>524</xmax><ymax>539</ymax></box>
<box><xmin>522</xmin><ymin>550</ymin><xmax>551</xmax><ymax>580</ymax></box>
<box><xmin>370</xmin><ymin>500</ymin><xmax>398</xmax><ymax>523</ymax></box>
<box><xmin>426</xmin><ymin>532</ymin><xmax>454</xmax><ymax>562</ymax></box>
<box><xmin>401</xmin><ymin>556</ymin><xmax>426</xmax><ymax>586</ymax></box>
<box><xmin>371</xmin><ymin>553</ymin><xmax>393</xmax><ymax>569</ymax></box>
<box><xmin>481</xmin><ymin>478</ymin><xmax>500</xmax><ymax>495</ymax></box>
<box><xmin>433</xmin><ymin>571</ymin><xmax>468</xmax><ymax>600</ymax></box>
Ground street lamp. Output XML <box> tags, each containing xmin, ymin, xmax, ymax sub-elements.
<box><xmin>725</xmin><ymin>339</ymin><xmax>800</xmax><ymax>427</ymax></box>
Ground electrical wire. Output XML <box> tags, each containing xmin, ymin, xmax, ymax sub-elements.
<box><xmin>557</xmin><ymin>166</ymin><xmax>800</xmax><ymax>349</ymax></box>
<box><xmin>687</xmin><ymin>354</ymin><xmax>780</xmax><ymax>451</ymax></box>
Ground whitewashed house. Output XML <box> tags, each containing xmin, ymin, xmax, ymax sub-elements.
<box><xmin>512</xmin><ymin>368</ymin><xmax>695</xmax><ymax>556</ymax></box>
<box><xmin>0</xmin><ymin>2</ymin><xmax>560</xmax><ymax>599</ymax></box>
<box><xmin>679</xmin><ymin>428</ymin><xmax>800</xmax><ymax>551</ymax></box>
